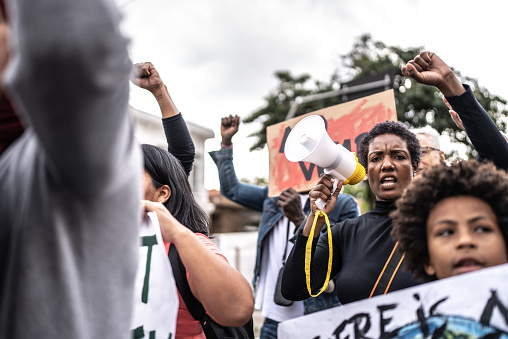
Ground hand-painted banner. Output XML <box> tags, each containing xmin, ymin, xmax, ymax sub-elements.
<box><xmin>131</xmin><ymin>212</ymin><xmax>178</xmax><ymax>339</ymax></box>
<box><xmin>266</xmin><ymin>90</ymin><xmax>396</xmax><ymax>197</ymax></box>
<box><xmin>278</xmin><ymin>263</ymin><xmax>508</xmax><ymax>339</ymax></box>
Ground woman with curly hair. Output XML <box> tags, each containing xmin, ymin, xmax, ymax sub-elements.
<box><xmin>282</xmin><ymin>120</ymin><xmax>422</xmax><ymax>305</ymax></box>
<box><xmin>391</xmin><ymin>160</ymin><xmax>508</xmax><ymax>282</ymax></box>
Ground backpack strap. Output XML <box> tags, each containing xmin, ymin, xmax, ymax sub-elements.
<box><xmin>168</xmin><ymin>244</ymin><xmax>209</xmax><ymax>324</ymax></box>
<box><xmin>369</xmin><ymin>241</ymin><xmax>405</xmax><ymax>298</ymax></box>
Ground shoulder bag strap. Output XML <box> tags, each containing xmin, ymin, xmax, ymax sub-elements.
<box><xmin>369</xmin><ymin>241</ymin><xmax>405</xmax><ymax>298</ymax></box>
<box><xmin>168</xmin><ymin>244</ymin><xmax>208</xmax><ymax>322</ymax></box>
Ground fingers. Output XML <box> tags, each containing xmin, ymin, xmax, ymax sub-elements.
<box><xmin>277</xmin><ymin>187</ymin><xmax>299</xmax><ymax>206</ymax></box>
<box><xmin>309</xmin><ymin>174</ymin><xmax>335</xmax><ymax>201</ymax></box>
<box><xmin>412</xmin><ymin>54</ymin><xmax>431</xmax><ymax>71</ymax></box>
<box><xmin>221</xmin><ymin>115</ymin><xmax>240</xmax><ymax>128</ymax></box>
<box><xmin>442</xmin><ymin>96</ymin><xmax>452</xmax><ymax>110</ymax></box>
<box><xmin>141</xmin><ymin>199</ymin><xmax>164</xmax><ymax>213</ymax></box>
<box><xmin>402</xmin><ymin>51</ymin><xmax>434</xmax><ymax>77</ymax></box>
<box><xmin>449</xmin><ymin>109</ymin><xmax>465</xmax><ymax>131</ymax></box>
<box><xmin>233</xmin><ymin>115</ymin><xmax>240</xmax><ymax>127</ymax></box>
<box><xmin>332</xmin><ymin>180</ymin><xmax>344</xmax><ymax>198</ymax></box>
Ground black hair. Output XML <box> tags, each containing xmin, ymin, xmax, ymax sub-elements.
<box><xmin>357</xmin><ymin>121</ymin><xmax>420</xmax><ymax>170</ymax></box>
<box><xmin>391</xmin><ymin>160</ymin><xmax>508</xmax><ymax>282</ymax></box>
<box><xmin>142</xmin><ymin>144</ymin><xmax>210</xmax><ymax>235</ymax></box>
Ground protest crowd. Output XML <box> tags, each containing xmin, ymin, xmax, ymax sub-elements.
<box><xmin>1</xmin><ymin>0</ymin><xmax>508</xmax><ymax>338</ymax></box>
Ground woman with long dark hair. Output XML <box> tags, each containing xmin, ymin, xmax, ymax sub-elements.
<box><xmin>141</xmin><ymin>144</ymin><xmax>254</xmax><ymax>338</ymax></box>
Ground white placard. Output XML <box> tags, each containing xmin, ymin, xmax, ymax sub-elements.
<box><xmin>131</xmin><ymin>212</ymin><xmax>179</xmax><ymax>339</ymax></box>
<box><xmin>279</xmin><ymin>263</ymin><xmax>508</xmax><ymax>338</ymax></box>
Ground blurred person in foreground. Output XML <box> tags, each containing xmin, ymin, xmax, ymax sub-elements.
<box><xmin>0</xmin><ymin>0</ymin><xmax>143</xmax><ymax>337</ymax></box>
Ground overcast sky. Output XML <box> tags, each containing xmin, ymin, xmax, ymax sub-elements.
<box><xmin>117</xmin><ymin>0</ymin><xmax>508</xmax><ymax>190</ymax></box>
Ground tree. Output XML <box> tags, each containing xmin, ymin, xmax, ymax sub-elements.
<box><xmin>244</xmin><ymin>34</ymin><xmax>508</xmax><ymax>160</ymax></box>
<box><xmin>243</xmin><ymin>71</ymin><xmax>340</xmax><ymax>151</ymax></box>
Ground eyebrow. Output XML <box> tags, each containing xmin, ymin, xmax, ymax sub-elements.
<box><xmin>368</xmin><ymin>149</ymin><xmax>409</xmax><ymax>156</ymax></box>
<box><xmin>431</xmin><ymin>215</ymin><xmax>494</xmax><ymax>227</ymax></box>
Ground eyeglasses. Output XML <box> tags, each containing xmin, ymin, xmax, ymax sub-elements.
<box><xmin>421</xmin><ymin>146</ymin><xmax>440</xmax><ymax>156</ymax></box>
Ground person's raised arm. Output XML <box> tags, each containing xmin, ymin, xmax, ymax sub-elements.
<box><xmin>131</xmin><ymin>62</ymin><xmax>195</xmax><ymax>175</ymax></box>
<box><xmin>4</xmin><ymin>0</ymin><xmax>138</xmax><ymax>198</ymax></box>
<box><xmin>401</xmin><ymin>51</ymin><xmax>465</xmax><ymax>97</ymax></box>
<box><xmin>209</xmin><ymin>115</ymin><xmax>267</xmax><ymax>212</ymax></box>
<box><xmin>403</xmin><ymin>51</ymin><xmax>508</xmax><ymax>170</ymax></box>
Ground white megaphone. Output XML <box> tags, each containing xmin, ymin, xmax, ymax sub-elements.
<box><xmin>284</xmin><ymin>115</ymin><xmax>365</xmax><ymax>210</ymax></box>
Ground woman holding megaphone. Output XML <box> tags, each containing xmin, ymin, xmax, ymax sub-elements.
<box><xmin>281</xmin><ymin>120</ymin><xmax>421</xmax><ymax>304</ymax></box>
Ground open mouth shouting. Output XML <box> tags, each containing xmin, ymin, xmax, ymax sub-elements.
<box><xmin>453</xmin><ymin>257</ymin><xmax>483</xmax><ymax>275</ymax></box>
<box><xmin>380</xmin><ymin>175</ymin><xmax>397</xmax><ymax>189</ymax></box>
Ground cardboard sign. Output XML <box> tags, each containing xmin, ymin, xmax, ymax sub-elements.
<box><xmin>278</xmin><ymin>263</ymin><xmax>508</xmax><ymax>338</ymax></box>
<box><xmin>266</xmin><ymin>90</ymin><xmax>396</xmax><ymax>197</ymax></box>
<box><xmin>131</xmin><ymin>212</ymin><xmax>179</xmax><ymax>339</ymax></box>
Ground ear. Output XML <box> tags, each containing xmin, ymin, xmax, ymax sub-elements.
<box><xmin>438</xmin><ymin>151</ymin><xmax>446</xmax><ymax>162</ymax></box>
<box><xmin>424</xmin><ymin>259</ymin><xmax>436</xmax><ymax>277</ymax></box>
<box><xmin>157</xmin><ymin>184</ymin><xmax>171</xmax><ymax>204</ymax></box>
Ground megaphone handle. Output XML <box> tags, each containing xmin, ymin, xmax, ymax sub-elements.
<box><xmin>314</xmin><ymin>179</ymin><xmax>339</xmax><ymax>210</ymax></box>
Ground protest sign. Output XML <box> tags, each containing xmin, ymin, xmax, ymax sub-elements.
<box><xmin>266</xmin><ymin>90</ymin><xmax>396</xmax><ymax>197</ymax></box>
<box><xmin>278</xmin><ymin>263</ymin><xmax>508</xmax><ymax>338</ymax></box>
<box><xmin>131</xmin><ymin>212</ymin><xmax>178</xmax><ymax>339</ymax></box>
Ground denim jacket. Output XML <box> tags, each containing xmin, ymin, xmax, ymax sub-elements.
<box><xmin>209</xmin><ymin>147</ymin><xmax>360</xmax><ymax>314</ymax></box>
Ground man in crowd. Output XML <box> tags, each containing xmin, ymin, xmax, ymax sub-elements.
<box><xmin>210</xmin><ymin>115</ymin><xmax>360</xmax><ymax>339</ymax></box>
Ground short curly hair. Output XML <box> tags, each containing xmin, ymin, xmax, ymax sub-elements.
<box><xmin>391</xmin><ymin>160</ymin><xmax>508</xmax><ymax>282</ymax></box>
<box><xmin>357</xmin><ymin>121</ymin><xmax>420</xmax><ymax>170</ymax></box>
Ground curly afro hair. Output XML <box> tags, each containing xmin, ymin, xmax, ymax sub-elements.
<box><xmin>391</xmin><ymin>160</ymin><xmax>508</xmax><ymax>282</ymax></box>
<box><xmin>357</xmin><ymin>121</ymin><xmax>420</xmax><ymax>170</ymax></box>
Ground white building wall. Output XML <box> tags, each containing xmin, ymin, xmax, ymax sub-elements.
<box><xmin>130</xmin><ymin>106</ymin><xmax>215</xmax><ymax>214</ymax></box>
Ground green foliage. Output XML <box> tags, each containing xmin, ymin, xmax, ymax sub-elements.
<box><xmin>243</xmin><ymin>71</ymin><xmax>340</xmax><ymax>151</ymax></box>
<box><xmin>243</xmin><ymin>33</ymin><xmax>508</xmax><ymax>211</ymax></box>
<box><xmin>243</xmin><ymin>33</ymin><xmax>508</xmax><ymax>160</ymax></box>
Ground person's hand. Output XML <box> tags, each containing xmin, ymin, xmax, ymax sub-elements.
<box><xmin>308</xmin><ymin>174</ymin><xmax>343</xmax><ymax>215</ymax></box>
<box><xmin>220</xmin><ymin>115</ymin><xmax>240</xmax><ymax>145</ymax></box>
<box><xmin>142</xmin><ymin>200</ymin><xmax>188</xmax><ymax>243</ymax></box>
<box><xmin>401</xmin><ymin>51</ymin><xmax>465</xmax><ymax>97</ymax></box>
<box><xmin>131</xmin><ymin>62</ymin><xmax>164</xmax><ymax>94</ymax></box>
<box><xmin>277</xmin><ymin>188</ymin><xmax>306</xmax><ymax>227</ymax></box>
<box><xmin>443</xmin><ymin>97</ymin><xmax>465</xmax><ymax>131</ymax></box>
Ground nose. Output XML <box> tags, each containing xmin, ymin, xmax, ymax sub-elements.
<box><xmin>381</xmin><ymin>156</ymin><xmax>395</xmax><ymax>172</ymax></box>
<box><xmin>456</xmin><ymin>229</ymin><xmax>476</xmax><ymax>250</ymax></box>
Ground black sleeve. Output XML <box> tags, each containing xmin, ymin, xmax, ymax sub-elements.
<box><xmin>162</xmin><ymin>113</ymin><xmax>196</xmax><ymax>176</ymax></box>
<box><xmin>446</xmin><ymin>85</ymin><xmax>508</xmax><ymax>171</ymax></box>
<box><xmin>282</xmin><ymin>226</ymin><xmax>343</xmax><ymax>300</ymax></box>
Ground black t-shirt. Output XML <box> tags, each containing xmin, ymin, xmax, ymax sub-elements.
<box><xmin>282</xmin><ymin>201</ymin><xmax>420</xmax><ymax>304</ymax></box>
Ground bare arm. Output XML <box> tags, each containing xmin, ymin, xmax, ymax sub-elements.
<box><xmin>131</xmin><ymin>62</ymin><xmax>179</xmax><ymax>119</ymax></box>
<box><xmin>143</xmin><ymin>201</ymin><xmax>253</xmax><ymax>327</ymax></box>
<box><xmin>131</xmin><ymin>62</ymin><xmax>195</xmax><ymax>175</ymax></box>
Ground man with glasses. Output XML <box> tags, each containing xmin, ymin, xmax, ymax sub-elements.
<box><xmin>412</xmin><ymin>126</ymin><xmax>446</xmax><ymax>175</ymax></box>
